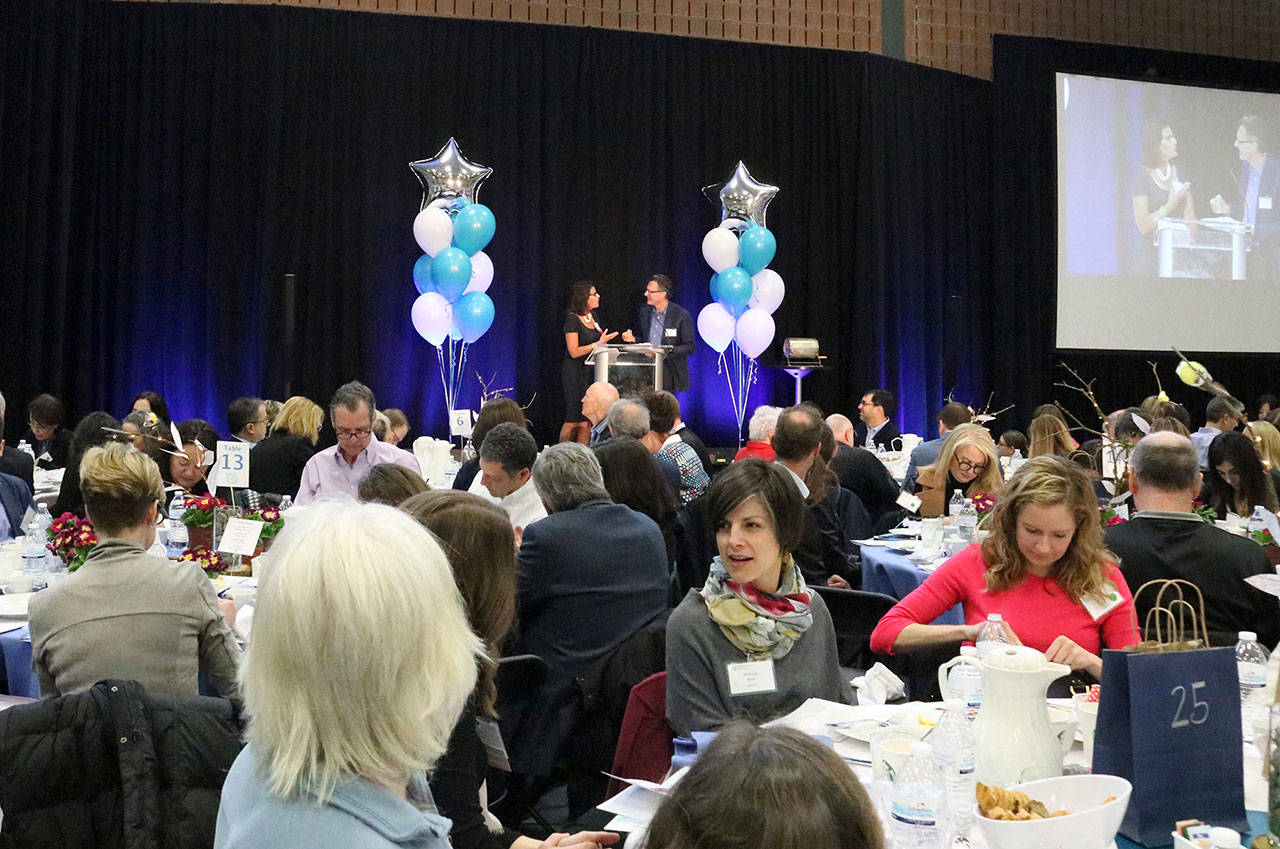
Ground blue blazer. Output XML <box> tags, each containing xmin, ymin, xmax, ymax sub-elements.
<box><xmin>505</xmin><ymin>499</ymin><xmax>669</xmax><ymax>775</ymax></box>
<box><xmin>0</xmin><ymin>472</ymin><xmax>33</xmax><ymax>536</ymax></box>
<box><xmin>637</xmin><ymin>301</ymin><xmax>695</xmax><ymax>392</ymax></box>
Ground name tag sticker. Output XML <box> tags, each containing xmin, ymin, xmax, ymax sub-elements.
<box><xmin>1081</xmin><ymin>581</ymin><xmax>1125</xmax><ymax>622</ymax></box>
<box><xmin>727</xmin><ymin>659</ymin><xmax>777</xmax><ymax>696</ymax></box>
<box><xmin>896</xmin><ymin>491</ymin><xmax>923</xmax><ymax>513</ymax></box>
<box><xmin>664</xmin><ymin>327</ymin><xmax>678</xmax><ymax>337</ymax></box>
<box><xmin>1262</xmin><ymin>196</ymin><xmax>1274</xmax><ymax>210</ymax></box>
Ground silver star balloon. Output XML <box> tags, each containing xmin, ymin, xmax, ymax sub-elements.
<box><xmin>409</xmin><ymin>138</ymin><xmax>493</xmax><ymax>210</ymax></box>
<box><xmin>713</xmin><ymin>161</ymin><xmax>779</xmax><ymax>227</ymax></box>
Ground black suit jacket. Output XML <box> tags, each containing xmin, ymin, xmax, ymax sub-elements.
<box><xmin>506</xmin><ymin>499</ymin><xmax>669</xmax><ymax>775</ymax></box>
<box><xmin>829</xmin><ymin>443</ymin><xmax>901</xmax><ymax>522</ymax></box>
<box><xmin>246</xmin><ymin>432</ymin><xmax>317</xmax><ymax>499</ymax></box>
<box><xmin>675</xmin><ymin>425</ymin><xmax>711</xmax><ymax>473</ymax></box>
<box><xmin>1106</xmin><ymin>511</ymin><xmax>1280</xmax><ymax>649</ymax></box>
<box><xmin>1233</xmin><ymin>156</ymin><xmax>1280</xmax><ymax>279</ymax></box>
<box><xmin>853</xmin><ymin>420</ymin><xmax>902</xmax><ymax>452</ymax></box>
<box><xmin>636</xmin><ymin>302</ymin><xmax>695</xmax><ymax>392</ymax></box>
<box><xmin>0</xmin><ymin>447</ymin><xmax>34</xmax><ymax>490</ymax></box>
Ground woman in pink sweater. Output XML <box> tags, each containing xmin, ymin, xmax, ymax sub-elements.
<box><xmin>870</xmin><ymin>456</ymin><xmax>1139</xmax><ymax>679</ymax></box>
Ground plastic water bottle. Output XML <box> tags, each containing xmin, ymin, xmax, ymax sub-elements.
<box><xmin>16</xmin><ymin>440</ymin><xmax>35</xmax><ymax>461</ymax></box>
<box><xmin>278</xmin><ymin>495</ymin><xmax>293</xmax><ymax>512</ymax></box>
<box><xmin>948</xmin><ymin>489</ymin><xmax>966</xmax><ymax>518</ymax></box>
<box><xmin>976</xmin><ymin>613</ymin><xmax>1011</xmax><ymax>660</ymax></box>
<box><xmin>167</xmin><ymin>491</ymin><xmax>188</xmax><ymax>554</ymax></box>
<box><xmin>956</xmin><ymin>498</ymin><xmax>978</xmax><ymax>541</ymax></box>
<box><xmin>22</xmin><ymin>519</ymin><xmax>48</xmax><ymax>590</ymax></box>
<box><xmin>890</xmin><ymin>741</ymin><xmax>948</xmax><ymax>849</ymax></box>
<box><xmin>1235</xmin><ymin>630</ymin><xmax>1270</xmax><ymax>731</ymax></box>
<box><xmin>931</xmin><ymin>700</ymin><xmax>977</xmax><ymax>844</ymax></box>
<box><xmin>949</xmin><ymin>645</ymin><xmax>983</xmax><ymax>721</ymax></box>
<box><xmin>1248</xmin><ymin>505</ymin><xmax>1270</xmax><ymax>537</ymax></box>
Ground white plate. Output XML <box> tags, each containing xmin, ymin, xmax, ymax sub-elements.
<box><xmin>0</xmin><ymin>593</ymin><xmax>32</xmax><ymax>618</ymax></box>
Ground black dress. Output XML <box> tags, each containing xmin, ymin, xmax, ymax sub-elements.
<box><xmin>561</xmin><ymin>311</ymin><xmax>602</xmax><ymax>422</ymax></box>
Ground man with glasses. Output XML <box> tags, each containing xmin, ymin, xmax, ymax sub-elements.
<box><xmin>853</xmin><ymin>388</ymin><xmax>902</xmax><ymax>452</ymax></box>
<box><xmin>1210</xmin><ymin>115</ymin><xmax>1280</xmax><ymax>280</ymax></box>
<box><xmin>226</xmin><ymin>396</ymin><xmax>270</xmax><ymax>446</ymax></box>
<box><xmin>620</xmin><ymin>274</ymin><xmax>695</xmax><ymax>392</ymax></box>
<box><xmin>295</xmin><ymin>382</ymin><xmax>420</xmax><ymax>504</ymax></box>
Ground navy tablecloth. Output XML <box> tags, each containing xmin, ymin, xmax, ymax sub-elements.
<box><xmin>858</xmin><ymin>545</ymin><xmax>964</xmax><ymax>626</ymax></box>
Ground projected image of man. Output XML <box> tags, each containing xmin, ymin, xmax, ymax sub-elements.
<box><xmin>1211</xmin><ymin>116</ymin><xmax>1280</xmax><ymax>280</ymax></box>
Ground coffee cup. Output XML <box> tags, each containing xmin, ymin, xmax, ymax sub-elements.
<box><xmin>869</xmin><ymin>728</ymin><xmax>916</xmax><ymax>782</ymax></box>
<box><xmin>1075</xmin><ymin>698</ymin><xmax>1099</xmax><ymax>766</ymax></box>
<box><xmin>2</xmin><ymin>573</ymin><xmax>35</xmax><ymax>594</ymax></box>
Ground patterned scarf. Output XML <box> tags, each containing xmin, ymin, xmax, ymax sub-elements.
<box><xmin>701</xmin><ymin>555</ymin><xmax>814</xmax><ymax>660</ymax></box>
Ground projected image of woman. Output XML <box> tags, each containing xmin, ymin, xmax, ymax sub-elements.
<box><xmin>1132</xmin><ymin>121</ymin><xmax>1196</xmax><ymax>256</ymax></box>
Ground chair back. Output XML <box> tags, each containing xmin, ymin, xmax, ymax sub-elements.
<box><xmin>494</xmin><ymin>654</ymin><xmax>548</xmax><ymax>738</ymax></box>
<box><xmin>812</xmin><ymin>585</ymin><xmax>897</xmax><ymax>671</ymax></box>
<box><xmin>606</xmin><ymin>671</ymin><xmax>672</xmax><ymax>797</ymax></box>
<box><xmin>672</xmin><ymin>496</ymin><xmax>715</xmax><ymax>598</ymax></box>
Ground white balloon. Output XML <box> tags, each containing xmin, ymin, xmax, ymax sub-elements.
<box><xmin>734</xmin><ymin>308</ymin><xmax>776</xmax><ymax>359</ymax></box>
<box><xmin>748</xmin><ymin>268</ymin><xmax>785</xmax><ymax>314</ymax></box>
<box><xmin>701</xmin><ymin>228</ymin><xmax>740</xmax><ymax>273</ymax></box>
<box><xmin>465</xmin><ymin>250</ymin><xmax>494</xmax><ymax>294</ymax></box>
<box><xmin>411</xmin><ymin>292</ymin><xmax>452</xmax><ymax>346</ymax></box>
<box><xmin>413</xmin><ymin>206</ymin><xmax>453</xmax><ymax>256</ymax></box>
<box><xmin>697</xmin><ymin>302</ymin><xmax>736</xmax><ymax>353</ymax></box>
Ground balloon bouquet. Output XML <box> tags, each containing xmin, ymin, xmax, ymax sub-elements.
<box><xmin>697</xmin><ymin>162</ymin><xmax>784</xmax><ymax>440</ymax></box>
<box><xmin>408</xmin><ymin>138</ymin><xmax>498</xmax><ymax>418</ymax></box>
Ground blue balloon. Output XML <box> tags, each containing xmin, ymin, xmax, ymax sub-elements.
<box><xmin>412</xmin><ymin>254</ymin><xmax>435</xmax><ymax>294</ymax></box>
<box><xmin>431</xmin><ymin>247</ymin><xmax>473</xmax><ymax>302</ymax></box>
<box><xmin>715</xmin><ymin>266</ymin><xmax>752</xmax><ymax>314</ymax></box>
<box><xmin>454</xmin><ymin>291</ymin><xmax>495</xmax><ymax>343</ymax></box>
<box><xmin>738</xmin><ymin>227</ymin><xmax>776</xmax><ymax>275</ymax></box>
<box><xmin>452</xmin><ymin>203</ymin><xmax>496</xmax><ymax>256</ymax></box>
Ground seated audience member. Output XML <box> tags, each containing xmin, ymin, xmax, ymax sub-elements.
<box><xmin>735</xmin><ymin>405</ymin><xmax>780</xmax><ymax>462</ymax></box>
<box><xmin>581</xmin><ymin>381</ymin><xmax>620</xmax><ymax>446</ymax></box>
<box><xmin>29</xmin><ymin>443</ymin><xmax>240</xmax><ymax>702</ymax></box>
<box><xmin>996</xmin><ymin>429</ymin><xmax>1028</xmax><ymax>458</ymax></box>
<box><xmin>902</xmin><ymin>401</ymin><xmax>973</xmax><ymax>492</ymax></box>
<box><xmin>505</xmin><ymin>443</ymin><xmax>668</xmax><ymax>779</ymax></box>
<box><xmin>358</xmin><ymin>462</ymin><xmax>430</xmax><ymax>507</ymax></box>
<box><xmin>296</xmin><ymin>381</ymin><xmax>420</xmax><ymax>504</ymax></box>
<box><xmin>0</xmin><ymin>467</ymin><xmax>31</xmax><ymax>540</ymax></box>
<box><xmin>645</xmin><ymin>723</ymin><xmax>884</xmax><ymax>849</ymax></box>
<box><xmin>606</xmin><ymin>396</ymin><xmax>649</xmax><ymax>440</ymax></box>
<box><xmin>871</xmin><ymin>457</ymin><xmax>1140</xmax><ymax>680</ymax></box>
<box><xmin>1245</xmin><ymin>419</ymin><xmax>1280</xmax><ymax>493</ymax></box>
<box><xmin>214</xmin><ymin>501</ymin><xmax>482</xmax><ymax>849</ymax></box>
<box><xmin>1112</xmin><ymin>407</ymin><xmax>1150</xmax><ymax>446</ymax></box>
<box><xmin>666</xmin><ymin>460</ymin><xmax>850</xmax><ymax>736</ymax></box>
<box><xmin>403</xmin><ymin>490</ymin><xmax>619</xmax><ymax>849</ymax></box>
<box><xmin>912</xmin><ymin>423</ymin><xmax>1003</xmax><ymax>517</ymax></box>
<box><xmin>453</xmin><ymin>398</ymin><xmax>528</xmax><ymax>492</ymax></box>
<box><xmin>469</xmin><ymin>422</ymin><xmax>547</xmax><ymax>532</ymax></box>
<box><xmin>1203</xmin><ymin>430</ymin><xmax>1279</xmax><ymax>519</ymax></box>
<box><xmin>1150</xmin><ymin>415</ymin><xmax>1190</xmax><ymax>437</ymax></box>
<box><xmin>22</xmin><ymin>393</ymin><xmax>73</xmax><ymax>469</ymax></box>
<box><xmin>826</xmin><ymin>412</ymin><xmax>902</xmax><ymax>526</ymax></box>
<box><xmin>643</xmin><ymin>390</ymin><xmax>710</xmax><ymax>505</ymax></box>
<box><xmin>226</xmin><ymin>396</ymin><xmax>269</xmax><ymax>445</ymax></box>
<box><xmin>1028</xmin><ymin>413</ymin><xmax>1076</xmax><ymax>458</ymax></box>
<box><xmin>595</xmin><ymin>437</ymin><xmax>679</xmax><ymax>566</ymax></box>
<box><xmin>372</xmin><ymin>410</ymin><xmax>391</xmax><ymax>442</ymax></box>
<box><xmin>263</xmin><ymin>398</ymin><xmax>282</xmax><ymax>424</ymax></box>
<box><xmin>131</xmin><ymin>390</ymin><xmax>172</xmax><ymax>430</ymax></box>
<box><xmin>383</xmin><ymin>408</ymin><xmax>410</xmax><ymax>446</ymax></box>
<box><xmin>172</xmin><ymin>418</ymin><xmax>222</xmax><ymax>496</ymax></box>
<box><xmin>249</xmin><ymin>395</ymin><xmax>322</xmax><ymax>499</ymax></box>
<box><xmin>120</xmin><ymin>408</ymin><xmax>161</xmax><ymax>451</ymax></box>
<box><xmin>52</xmin><ymin>411</ymin><xmax>120</xmax><ymax>517</ymax></box>
<box><xmin>1191</xmin><ymin>395</ymin><xmax>1245</xmax><ymax>468</ymax></box>
<box><xmin>0</xmin><ymin>404</ymin><xmax>34</xmax><ymax>490</ymax></box>
<box><xmin>1259</xmin><ymin>394</ymin><xmax>1278</xmax><ymax>421</ymax></box>
<box><xmin>669</xmin><ymin>396</ymin><xmax>711</xmax><ymax>473</ymax></box>
<box><xmin>854</xmin><ymin>388</ymin><xmax>902</xmax><ymax>451</ymax></box>
<box><xmin>1106</xmin><ymin>432</ymin><xmax>1279</xmax><ymax>649</ymax></box>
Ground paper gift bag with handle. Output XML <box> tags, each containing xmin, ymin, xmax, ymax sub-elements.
<box><xmin>1092</xmin><ymin>579</ymin><xmax>1248</xmax><ymax>846</ymax></box>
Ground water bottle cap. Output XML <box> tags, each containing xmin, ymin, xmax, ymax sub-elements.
<box><xmin>909</xmin><ymin>741</ymin><xmax>932</xmax><ymax>759</ymax></box>
<box><xmin>987</xmin><ymin>613</ymin><xmax>1002</xmax><ymax>622</ymax></box>
<box><xmin>1239</xmin><ymin>631</ymin><xmax>1257</xmax><ymax>642</ymax></box>
<box><xmin>960</xmin><ymin>646</ymin><xmax>978</xmax><ymax>656</ymax></box>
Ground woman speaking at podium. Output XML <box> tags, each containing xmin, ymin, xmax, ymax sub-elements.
<box><xmin>560</xmin><ymin>279</ymin><xmax>617</xmax><ymax>443</ymax></box>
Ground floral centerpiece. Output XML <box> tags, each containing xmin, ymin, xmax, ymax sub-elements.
<box><xmin>1191</xmin><ymin>500</ymin><xmax>1217</xmax><ymax>524</ymax></box>
<box><xmin>178</xmin><ymin>547</ymin><xmax>231</xmax><ymax>578</ymax></box>
<box><xmin>179</xmin><ymin>494</ymin><xmax>226</xmax><ymax>528</ymax></box>
<box><xmin>244</xmin><ymin>506</ymin><xmax>284</xmax><ymax>545</ymax></box>
<box><xmin>46</xmin><ymin>512</ymin><xmax>98</xmax><ymax>571</ymax></box>
<box><xmin>971</xmin><ymin>492</ymin><xmax>996</xmax><ymax>529</ymax></box>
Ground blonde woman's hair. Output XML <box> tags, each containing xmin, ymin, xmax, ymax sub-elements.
<box><xmin>241</xmin><ymin>501</ymin><xmax>482</xmax><ymax>803</ymax></box>
<box><xmin>922</xmin><ymin>423</ymin><xmax>1003</xmax><ymax>496</ymax></box>
<box><xmin>1028</xmin><ymin>414</ymin><xmax>1075</xmax><ymax>458</ymax></box>
<box><xmin>1245</xmin><ymin>420</ymin><xmax>1280</xmax><ymax>474</ymax></box>
<box><xmin>980</xmin><ymin>455</ymin><xmax>1115</xmax><ymax>602</ymax></box>
<box><xmin>270</xmin><ymin>396</ymin><xmax>324</xmax><ymax>444</ymax></box>
<box><xmin>79</xmin><ymin>443</ymin><xmax>164</xmax><ymax>534</ymax></box>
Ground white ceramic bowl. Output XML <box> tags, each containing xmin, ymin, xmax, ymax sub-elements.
<box><xmin>974</xmin><ymin>773</ymin><xmax>1132</xmax><ymax>849</ymax></box>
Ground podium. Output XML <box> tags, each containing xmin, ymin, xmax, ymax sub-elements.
<box><xmin>1155</xmin><ymin>218</ymin><xmax>1249</xmax><ymax>280</ymax></box>
<box><xmin>585</xmin><ymin>344</ymin><xmax>668</xmax><ymax>393</ymax></box>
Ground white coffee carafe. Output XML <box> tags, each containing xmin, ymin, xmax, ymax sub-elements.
<box><xmin>938</xmin><ymin>644</ymin><xmax>1071</xmax><ymax>785</ymax></box>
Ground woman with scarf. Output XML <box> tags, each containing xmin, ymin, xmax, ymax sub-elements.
<box><xmin>665</xmin><ymin>459</ymin><xmax>851</xmax><ymax>736</ymax></box>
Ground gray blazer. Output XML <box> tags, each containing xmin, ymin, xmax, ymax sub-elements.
<box><xmin>29</xmin><ymin>538</ymin><xmax>241</xmax><ymax>705</ymax></box>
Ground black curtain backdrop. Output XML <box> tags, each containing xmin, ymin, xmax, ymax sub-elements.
<box><xmin>992</xmin><ymin>36</ymin><xmax>1280</xmax><ymax>432</ymax></box>
<box><xmin>2</xmin><ymin>0</ymin><xmax>994</xmax><ymax>446</ymax></box>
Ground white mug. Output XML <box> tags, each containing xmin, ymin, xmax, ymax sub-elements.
<box><xmin>2</xmin><ymin>574</ymin><xmax>35</xmax><ymax>594</ymax></box>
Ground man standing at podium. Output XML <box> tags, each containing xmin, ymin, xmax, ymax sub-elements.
<box><xmin>621</xmin><ymin>274</ymin><xmax>695</xmax><ymax>392</ymax></box>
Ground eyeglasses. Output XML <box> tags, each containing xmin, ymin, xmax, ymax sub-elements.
<box><xmin>154</xmin><ymin>499</ymin><xmax>168</xmax><ymax>526</ymax></box>
<box><xmin>955</xmin><ymin>458</ymin><xmax>988</xmax><ymax>474</ymax></box>
<box><xmin>644</xmin><ymin>287</ymin><xmax>663</xmax><ymax>295</ymax></box>
<box><xmin>335</xmin><ymin>428</ymin><xmax>372</xmax><ymax>440</ymax></box>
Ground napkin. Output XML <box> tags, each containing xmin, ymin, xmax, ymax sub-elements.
<box><xmin>852</xmin><ymin>663</ymin><xmax>905</xmax><ymax>705</ymax></box>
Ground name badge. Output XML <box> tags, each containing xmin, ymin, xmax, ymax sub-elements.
<box><xmin>1261</xmin><ymin>196</ymin><xmax>1274</xmax><ymax>210</ymax></box>
<box><xmin>727</xmin><ymin>659</ymin><xmax>777</xmax><ymax>696</ymax></box>
<box><xmin>664</xmin><ymin>327</ymin><xmax>678</xmax><ymax>337</ymax></box>
<box><xmin>475</xmin><ymin>717</ymin><xmax>511</xmax><ymax>771</ymax></box>
<box><xmin>896</xmin><ymin>491</ymin><xmax>923</xmax><ymax>513</ymax></box>
<box><xmin>1081</xmin><ymin>581</ymin><xmax>1125</xmax><ymax>622</ymax></box>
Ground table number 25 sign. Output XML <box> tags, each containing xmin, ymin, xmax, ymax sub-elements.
<box><xmin>213</xmin><ymin>441</ymin><xmax>250</xmax><ymax>488</ymax></box>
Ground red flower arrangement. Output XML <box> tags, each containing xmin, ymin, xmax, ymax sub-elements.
<box><xmin>46</xmin><ymin>512</ymin><xmax>98</xmax><ymax>571</ymax></box>
<box><xmin>179</xmin><ymin>494</ymin><xmax>228</xmax><ymax>528</ymax></box>
<box><xmin>970</xmin><ymin>493</ymin><xmax>996</xmax><ymax>515</ymax></box>
<box><xmin>178</xmin><ymin>547</ymin><xmax>231</xmax><ymax>578</ymax></box>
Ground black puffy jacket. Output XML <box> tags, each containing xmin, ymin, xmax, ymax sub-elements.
<box><xmin>0</xmin><ymin>680</ymin><xmax>244</xmax><ymax>849</ymax></box>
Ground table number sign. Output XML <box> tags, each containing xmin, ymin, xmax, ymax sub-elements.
<box><xmin>212</xmin><ymin>441</ymin><xmax>250</xmax><ymax>489</ymax></box>
<box><xmin>450</xmin><ymin>409</ymin><xmax>473</xmax><ymax>438</ymax></box>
